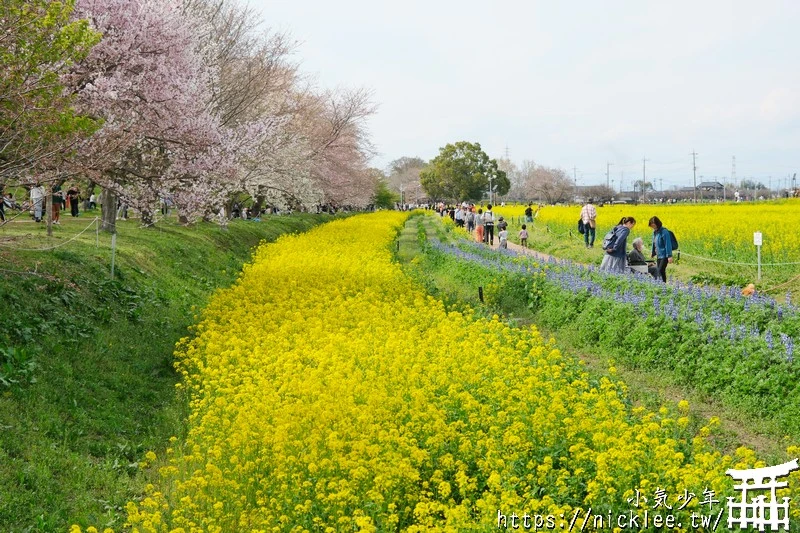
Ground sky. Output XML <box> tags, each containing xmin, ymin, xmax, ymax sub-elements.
<box><xmin>250</xmin><ymin>0</ymin><xmax>800</xmax><ymax>190</ymax></box>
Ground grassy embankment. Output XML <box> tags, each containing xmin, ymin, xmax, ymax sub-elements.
<box><xmin>0</xmin><ymin>212</ymin><xmax>331</xmax><ymax>532</ymax></box>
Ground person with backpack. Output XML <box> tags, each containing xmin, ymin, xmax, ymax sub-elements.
<box><xmin>580</xmin><ymin>198</ymin><xmax>597</xmax><ymax>248</ymax></box>
<box><xmin>524</xmin><ymin>204</ymin><xmax>533</xmax><ymax>222</ymax></box>
<box><xmin>483</xmin><ymin>204</ymin><xmax>495</xmax><ymax>245</ymax></box>
<box><xmin>649</xmin><ymin>216</ymin><xmax>673</xmax><ymax>282</ymax></box>
<box><xmin>497</xmin><ymin>216</ymin><xmax>507</xmax><ymax>233</ymax></box>
<box><xmin>600</xmin><ymin>216</ymin><xmax>636</xmax><ymax>273</ymax></box>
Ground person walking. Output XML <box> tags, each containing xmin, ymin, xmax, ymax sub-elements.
<box><xmin>51</xmin><ymin>184</ymin><xmax>64</xmax><ymax>224</ymax></box>
<box><xmin>67</xmin><ymin>185</ymin><xmax>80</xmax><ymax>217</ymax></box>
<box><xmin>600</xmin><ymin>216</ymin><xmax>636</xmax><ymax>273</ymax></box>
<box><xmin>524</xmin><ymin>204</ymin><xmax>533</xmax><ymax>222</ymax></box>
<box><xmin>453</xmin><ymin>206</ymin><xmax>462</xmax><ymax>227</ymax></box>
<box><xmin>465</xmin><ymin>208</ymin><xmax>475</xmax><ymax>233</ymax></box>
<box><xmin>475</xmin><ymin>208</ymin><xmax>485</xmax><ymax>243</ymax></box>
<box><xmin>498</xmin><ymin>226</ymin><xmax>508</xmax><ymax>249</ymax></box>
<box><xmin>30</xmin><ymin>184</ymin><xmax>45</xmax><ymax>222</ymax></box>
<box><xmin>649</xmin><ymin>216</ymin><xmax>673</xmax><ymax>282</ymax></box>
<box><xmin>519</xmin><ymin>224</ymin><xmax>528</xmax><ymax>248</ymax></box>
<box><xmin>580</xmin><ymin>198</ymin><xmax>597</xmax><ymax>248</ymax></box>
<box><xmin>483</xmin><ymin>204</ymin><xmax>495</xmax><ymax>245</ymax></box>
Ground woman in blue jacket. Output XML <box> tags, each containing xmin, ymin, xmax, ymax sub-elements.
<box><xmin>649</xmin><ymin>216</ymin><xmax>673</xmax><ymax>282</ymax></box>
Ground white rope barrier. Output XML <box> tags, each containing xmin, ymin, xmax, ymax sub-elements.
<box><xmin>678</xmin><ymin>251</ymin><xmax>800</xmax><ymax>267</ymax></box>
<box><xmin>0</xmin><ymin>217</ymin><xmax>100</xmax><ymax>252</ymax></box>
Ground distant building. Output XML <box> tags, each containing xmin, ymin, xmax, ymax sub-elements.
<box><xmin>697</xmin><ymin>181</ymin><xmax>724</xmax><ymax>191</ymax></box>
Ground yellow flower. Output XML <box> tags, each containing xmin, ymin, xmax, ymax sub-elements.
<box><xmin>96</xmin><ymin>212</ymin><xmax>793</xmax><ymax>532</ymax></box>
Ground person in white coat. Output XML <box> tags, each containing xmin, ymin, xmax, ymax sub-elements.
<box><xmin>30</xmin><ymin>184</ymin><xmax>45</xmax><ymax>222</ymax></box>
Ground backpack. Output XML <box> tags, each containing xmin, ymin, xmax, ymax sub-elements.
<box><xmin>601</xmin><ymin>227</ymin><xmax>619</xmax><ymax>251</ymax></box>
<box><xmin>652</xmin><ymin>228</ymin><xmax>679</xmax><ymax>254</ymax></box>
<box><xmin>668</xmin><ymin>229</ymin><xmax>678</xmax><ymax>250</ymax></box>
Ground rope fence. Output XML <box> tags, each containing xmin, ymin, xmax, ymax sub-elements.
<box><xmin>497</xmin><ymin>216</ymin><xmax>800</xmax><ymax>269</ymax></box>
<box><xmin>0</xmin><ymin>217</ymin><xmax>99</xmax><ymax>252</ymax></box>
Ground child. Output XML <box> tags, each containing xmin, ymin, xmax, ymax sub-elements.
<box><xmin>498</xmin><ymin>227</ymin><xmax>508</xmax><ymax>249</ymax></box>
<box><xmin>519</xmin><ymin>224</ymin><xmax>528</xmax><ymax>248</ymax></box>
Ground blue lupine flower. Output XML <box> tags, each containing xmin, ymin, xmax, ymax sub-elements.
<box><xmin>781</xmin><ymin>333</ymin><xmax>794</xmax><ymax>362</ymax></box>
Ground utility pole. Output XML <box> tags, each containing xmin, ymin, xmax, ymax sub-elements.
<box><xmin>690</xmin><ymin>150</ymin><xmax>698</xmax><ymax>202</ymax></box>
<box><xmin>659</xmin><ymin>178</ymin><xmax>663</xmax><ymax>193</ymax></box>
<box><xmin>723</xmin><ymin>174</ymin><xmax>726</xmax><ymax>201</ymax></box>
<box><xmin>606</xmin><ymin>162</ymin><xmax>613</xmax><ymax>190</ymax></box>
<box><xmin>572</xmin><ymin>166</ymin><xmax>578</xmax><ymax>201</ymax></box>
<box><xmin>620</xmin><ymin>171</ymin><xmax>624</xmax><ymax>193</ymax></box>
<box><xmin>731</xmin><ymin>156</ymin><xmax>736</xmax><ymax>201</ymax></box>
<box><xmin>642</xmin><ymin>157</ymin><xmax>649</xmax><ymax>202</ymax></box>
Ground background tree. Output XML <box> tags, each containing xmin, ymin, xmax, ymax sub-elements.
<box><xmin>419</xmin><ymin>141</ymin><xmax>508</xmax><ymax>202</ymax></box>
<box><xmin>496</xmin><ymin>157</ymin><xmax>522</xmax><ymax>202</ymax></box>
<box><xmin>0</xmin><ymin>0</ymin><xmax>100</xmax><ymax>182</ymax></box>
<box><xmin>70</xmin><ymin>0</ymin><xmax>224</xmax><ymax>230</ymax></box>
<box><xmin>371</xmin><ymin>168</ymin><xmax>399</xmax><ymax>209</ymax></box>
<box><xmin>632</xmin><ymin>180</ymin><xmax>654</xmax><ymax>202</ymax></box>
<box><xmin>386</xmin><ymin>156</ymin><xmax>425</xmax><ymax>204</ymax></box>
<box><xmin>740</xmin><ymin>179</ymin><xmax>766</xmax><ymax>190</ymax></box>
<box><xmin>526</xmin><ymin>164</ymin><xmax>574</xmax><ymax>204</ymax></box>
<box><xmin>584</xmin><ymin>184</ymin><xmax>616</xmax><ymax>203</ymax></box>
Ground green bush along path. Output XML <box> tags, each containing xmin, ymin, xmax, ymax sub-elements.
<box><xmin>0</xmin><ymin>215</ymin><xmax>330</xmax><ymax>532</ymax></box>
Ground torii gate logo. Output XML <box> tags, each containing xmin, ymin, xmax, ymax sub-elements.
<box><xmin>726</xmin><ymin>459</ymin><xmax>799</xmax><ymax>531</ymax></box>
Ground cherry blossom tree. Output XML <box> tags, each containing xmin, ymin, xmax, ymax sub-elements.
<box><xmin>0</xmin><ymin>0</ymin><xmax>100</xmax><ymax>182</ymax></box>
<box><xmin>61</xmin><ymin>0</ymin><xmax>377</xmax><ymax>228</ymax></box>
<box><xmin>69</xmin><ymin>0</ymin><xmax>225</xmax><ymax>229</ymax></box>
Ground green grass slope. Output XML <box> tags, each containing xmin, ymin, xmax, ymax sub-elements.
<box><xmin>0</xmin><ymin>214</ymin><xmax>331</xmax><ymax>532</ymax></box>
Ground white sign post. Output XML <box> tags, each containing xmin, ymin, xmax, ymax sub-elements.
<box><xmin>754</xmin><ymin>231</ymin><xmax>762</xmax><ymax>280</ymax></box>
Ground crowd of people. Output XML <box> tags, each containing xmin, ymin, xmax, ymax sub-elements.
<box><xmin>434</xmin><ymin>198</ymin><xmax>675</xmax><ymax>283</ymax></box>
<box><xmin>580</xmin><ymin>198</ymin><xmax>674</xmax><ymax>282</ymax></box>
<box><xmin>436</xmin><ymin>202</ymin><xmax>537</xmax><ymax>250</ymax></box>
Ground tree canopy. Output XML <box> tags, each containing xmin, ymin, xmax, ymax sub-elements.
<box><xmin>1</xmin><ymin>0</ymin><xmax>378</xmax><ymax>227</ymax></box>
<box><xmin>0</xmin><ymin>0</ymin><xmax>101</xmax><ymax>180</ymax></box>
<box><xmin>419</xmin><ymin>142</ymin><xmax>508</xmax><ymax>202</ymax></box>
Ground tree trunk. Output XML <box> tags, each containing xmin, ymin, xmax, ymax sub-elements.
<box><xmin>251</xmin><ymin>194</ymin><xmax>265</xmax><ymax>217</ymax></box>
<box><xmin>101</xmin><ymin>188</ymin><xmax>117</xmax><ymax>233</ymax></box>
<box><xmin>83</xmin><ymin>180</ymin><xmax>95</xmax><ymax>210</ymax></box>
<box><xmin>46</xmin><ymin>186</ymin><xmax>53</xmax><ymax>237</ymax></box>
<box><xmin>141</xmin><ymin>208</ymin><xmax>154</xmax><ymax>227</ymax></box>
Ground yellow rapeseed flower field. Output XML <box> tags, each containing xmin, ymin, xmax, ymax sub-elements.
<box><xmin>77</xmin><ymin>212</ymin><xmax>798</xmax><ymax>532</ymax></box>
<box><xmin>494</xmin><ymin>200</ymin><xmax>800</xmax><ymax>264</ymax></box>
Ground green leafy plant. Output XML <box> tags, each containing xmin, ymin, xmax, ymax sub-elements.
<box><xmin>0</xmin><ymin>346</ymin><xmax>37</xmax><ymax>387</ymax></box>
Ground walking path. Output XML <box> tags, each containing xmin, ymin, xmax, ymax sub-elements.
<box><xmin>488</xmin><ymin>238</ymin><xmax>555</xmax><ymax>261</ymax></box>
